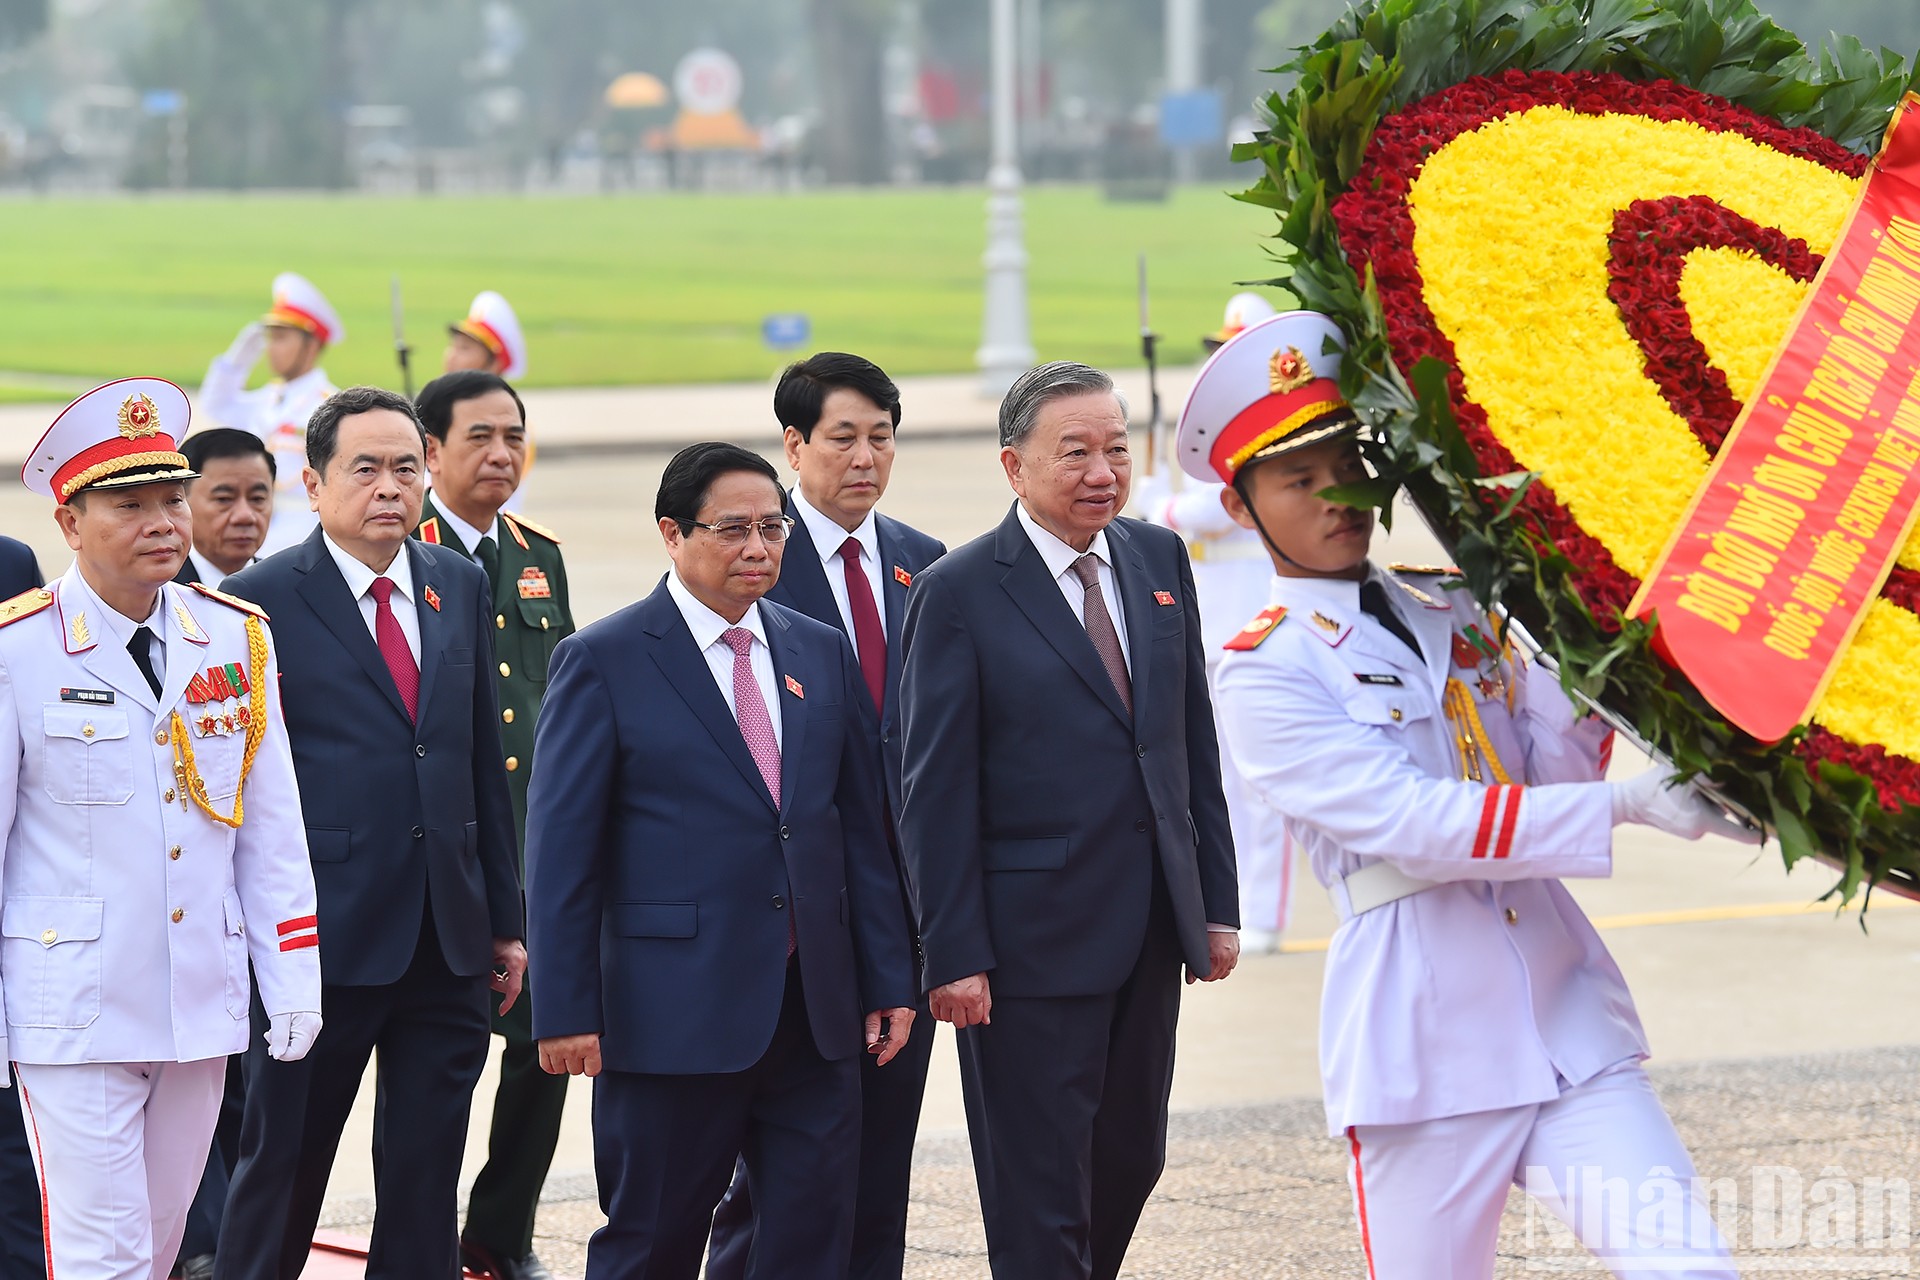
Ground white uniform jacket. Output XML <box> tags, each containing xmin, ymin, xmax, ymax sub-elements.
<box><xmin>0</xmin><ymin>565</ymin><xmax>320</xmax><ymax>1065</ymax></box>
<box><xmin>197</xmin><ymin>362</ymin><xmax>335</xmax><ymax>556</ymax></box>
<box><xmin>1214</xmin><ymin>565</ymin><xmax>1649</xmax><ymax>1135</ymax></box>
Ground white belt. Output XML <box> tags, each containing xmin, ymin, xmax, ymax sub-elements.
<box><xmin>1330</xmin><ymin>861</ymin><xmax>1440</xmax><ymax>922</ymax></box>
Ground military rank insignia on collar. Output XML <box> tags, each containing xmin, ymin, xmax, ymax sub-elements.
<box><xmin>784</xmin><ymin>674</ymin><xmax>804</xmax><ymax>699</ymax></box>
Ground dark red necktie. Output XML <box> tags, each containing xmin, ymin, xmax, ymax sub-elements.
<box><xmin>838</xmin><ymin>537</ymin><xmax>887</xmax><ymax>712</ymax></box>
<box><xmin>369</xmin><ymin>576</ymin><xmax>419</xmax><ymax>721</ymax></box>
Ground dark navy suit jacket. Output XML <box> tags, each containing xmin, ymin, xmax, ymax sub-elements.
<box><xmin>763</xmin><ymin>493</ymin><xmax>946</xmax><ymax>818</ymax></box>
<box><xmin>225</xmin><ymin>529</ymin><xmax>522</xmax><ymax>986</ymax></box>
<box><xmin>525</xmin><ymin>576</ymin><xmax>914</xmax><ymax>1076</ymax></box>
<box><xmin>899</xmin><ymin>505</ymin><xmax>1237</xmax><ymax>998</ymax></box>
<box><xmin>0</xmin><ymin>537</ymin><xmax>41</xmax><ymax>598</ymax></box>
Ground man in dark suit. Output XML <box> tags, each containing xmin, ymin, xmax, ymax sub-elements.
<box><xmin>528</xmin><ymin>442</ymin><xmax>916</xmax><ymax>1280</ymax></box>
<box><xmin>0</xmin><ymin>535</ymin><xmax>41</xmax><ymax>1280</ymax></box>
<box><xmin>412</xmin><ymin>370</ymin><xmax>576</xmax><ymax>1280</ymax></box>
<box><xmin>706</xmin><ymin>354</ymin><xmax>944</xmax><ymax>1280</ymax></box>
<box><xmin>176</xmin><ymin>429</ymin><xmax>274</xmax><ymax>588</ymax></box>
<box><xmin>215</xmin><ymin>386</ymin><xmax>525</xmax><ymax>1280</ymax></box>
<box><xmin>899</xmin><ymin>361</ymin><xmax>1240</xmax><ymax>1280</ymax></box>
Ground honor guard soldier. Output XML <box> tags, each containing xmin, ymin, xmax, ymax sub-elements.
<box><xmin>413</xmin><ymin>371</ymin><xmax>572</xmax><ymax>1280</ymax></box>
<box><xmin>1187</xmin><ymin>312</ymin><xmax>1754</xmax><ymax>1278</ymax></box>
<box><xmin>1</xmin><ymin>379</ymin><xmax>321</xmax><ymax>1280</ymax></box>
<box><xmin>200</xmin><ymin>273</ymin><xmax>344</xmax><ymax>558</ymax></box>
<box><xmin>1135</xmin><ymin>291</ymin><xmax>1294</xmax><ymax>951</ymax></box>
<box><xmin>443</xmin><ymin>293</ymin><xmax>535</xmax><ymax>513</ymax></box>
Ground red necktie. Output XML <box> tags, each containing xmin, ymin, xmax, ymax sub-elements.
<box><xmin>369</xmin><ymin>576</ymin><xmax>419</xmax><ymax>722</ymax></box>
<box><xmin>837</xmin><ymin>537</ymin><xmax>887</xmax><ymax>713</ymax></box>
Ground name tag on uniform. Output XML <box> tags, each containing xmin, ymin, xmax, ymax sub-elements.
<box><xmin>518</xmin><ymin>567</ymin><xmax>552</xmax><ymax>600</ymax></box>
<box><xmin>1354</xmin><ymin>673</ymin><xmax>1404</xmax><ymax>686</ymax></box>
<box><xmin>60</xmin><ymin>687</ymin><xmax>114</xmax><ymax>705</ymax></box>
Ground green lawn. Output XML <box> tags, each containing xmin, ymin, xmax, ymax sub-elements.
<box><xmin>0</xmin><ymin>185</ymin><xmax>1289</xmax><ymax>396</ymax></box>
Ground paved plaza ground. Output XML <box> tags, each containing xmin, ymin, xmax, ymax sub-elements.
<box><xmin>2</xmin><ymin>376</ymin><xmax>1915</xmax><ymax>1276</ymax></box>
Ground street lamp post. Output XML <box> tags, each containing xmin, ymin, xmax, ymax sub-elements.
<box><xmin>976</xmin><ymin>0</ymin><xmax>1035</xmax><ymax>397</ymax></box>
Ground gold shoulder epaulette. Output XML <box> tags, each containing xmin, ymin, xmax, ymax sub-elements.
<box><xmin>503</xmin><ymin>511</ymin><xmax>562</xmax><ymax>545</ymax></box>
<box><xmin>189</xmin><ymin>581</ymin><xmax>270</xmax><ymax>621</ymax></box>
<box><xmin>1388</xmin><ymin>563</ymin><xmax>1461</xmax><ymax>576</ymax></box>
<box><xmin>0</xmin><ymin>587</ymin><xmax>54</xmax><ymax>629</ymax></box>
<box><xmin>1223</xmin><ymin>605</ymin><xmax>1288</xmax><ymax>652</ymax></box>
<box><xmin>417</xmin><ymin>516</ymin><xmax>442</xmax><ymax>545</ymax></box>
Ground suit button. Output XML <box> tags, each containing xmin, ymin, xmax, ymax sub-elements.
<box><xmin>163</xmin><ymin>788</ymin><xmax>176</xmax><ymax>803</ymax></box>
<box><xmin>1134</xmin><ymin>819</ymin><xmax>1148</xmax><ymax>832</ymax></box>
<box><xmin>540</xmin><ymin>617</ymin><xmax>550</xmax><ymax>631</ymax></box>
<box><xmin>499</xmin><ymin>662</ymin><xmax>511</xmax><ymax>677</ymax></box>
<box><xmin>1391</xmin><ymin>708</ymin><xmax>1404</xmax><ymax>722</ymax></box>
<box><xmin>39</xmin><ymin>929</ymin><xmax>55</xmax><ymax>946</ymax></box>
<box><xmin>416</xmin><ymin>744</ymin><xmax>427</xmax><ymax>757</ymax></box>
<box><xmin>154</xmin><ymin>730</ymin><xmax>167</xmax><ymax>745</ymax></box>
<box><xmin>82</xmin><ymin>723</ymin><xmax>95</xmax><ymax>739</ymax></box>
<box><xmin>505</xmin><ymin>756</ymin><xmax>519</xmax><ymax>772</ymax></box>
<box><xmin>502</xmin><ymin>708</ymin><xmax>514</xmax><ymax>724</ymax></box>
<box><xmin>411</xmin><ymin>826</ymin><xmax>424</xmax><ymax>839</ymax></box>
<box><xmin>771</xmin><ymin>895</ymin><xmax>785</xmax><ymax>909</ymax></box>
<box><xmin>1136</xmin><ymin>744</ymin><xmax>1146</xmax><ymax>757</ymax></box>
<box><xmin>1505</xmin><ymin>907</ymin><xmax>1519</xmax><ymax>925</ymax></box>
<box><xmin>170</xmin><ymin>908</ymin><xmax>184</xmax><ymax>924</ymax></box>
<box><xmin>169</xmin><ymin>845</ymin><xmax>181</xmax><ymax>861</ymax></box>
<box><xmin>780</xmin><ymin>825</ymin><xmax>791</xmax><ymax>839</ymax></box>
<box><xmin>496</xmin><ymin>614</ymin><xmax>506</xmax><ymax>630</ymax></box>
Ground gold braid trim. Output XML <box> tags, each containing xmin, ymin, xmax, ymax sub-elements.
<box><xmin>58</xmin><ymin>451</ymin><xmax>191</xmax><ymax>502</ymax></box>
<box><xmin>1224</xmin><ymin>401</ymin><xmax>1348</xmax><ymax>474</ymax></box>
<box><xmin>1442</xmin><ymin>678</ymin><xmax>1513</xmax><ymax>785</ymax></box>
<box><xmin>169</xmin><ymin>615</ymin><xmax>269</xmax><ymax>829</ymax></box>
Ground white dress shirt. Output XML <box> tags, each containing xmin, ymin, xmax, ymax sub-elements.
<box><xmin>666</xmin><ymin>569</ymin><xmax>783</xmax><ymax>749</ymax></box>
<box><xmin>791</xmin><ymin>487</ymin><xmax>886</xmax><ymax>637</ymax></box>
<box><xmin>1015</xmin><ymin>502</ymin><xmax>1131</xmax><ymax>670</ymax></box>
<box><xmin>428</xmin><ymin>493</ymin><xmax>500</xmax><ymax>568</ymax></box>
<box><xmin>323</xmin><ymin>533</ymin><xmax>421</xmax><ymax>665</ymax></box>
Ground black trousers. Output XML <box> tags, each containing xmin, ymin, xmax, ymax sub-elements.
<box><xmin>586</xmin><ymin>965</ymin><xmax>862</xmax><ymax>1280</ymax></box>
<box><xmin>957</xmin><ymin>884</ymin><xmax>1184</xmax><ymax>1280</ymax></box>
<box><xmin>462</xmin><ymin>969</ymin><xmax>570</xmax><ymax>1258</ymax></box>
<box><xmin>214</xmin><ymin>915</ymin><xmax>491</xmax><ymax>1280</ymax></box>
<box><xmin>704</xmin><ymin>995</ymin><xmax>935</xmax><ymax>1280</ymax></box>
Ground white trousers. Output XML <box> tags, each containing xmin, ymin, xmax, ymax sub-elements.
<box><xmin>14</xmin><ymin>1058</ymin><xmax>225</xmax><ymax>1280</ymax></box>
<box><xmin>1210</xmin><ymin>662</ymin><xmax>1295</xmax><ymax>937</ymax></box>
<box><xmin>1344</xmin><ymin>1063</ymin><xmax>1737</xmax><ymax>1279</ymax></box>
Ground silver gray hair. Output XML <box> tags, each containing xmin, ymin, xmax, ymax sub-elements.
<box><xmin>998</xmin><ymin>361</ymin><xmax>1130</xmax><ymax>449</ymax></box>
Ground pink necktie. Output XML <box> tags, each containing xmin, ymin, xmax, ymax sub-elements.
<box><xmin>837</xmin><ymin>537</ymin><xmax>887</xmax><ymax>712</ymax></box>
<box><xmin>721</xmin><ymin>627</ymin><xmax>780</xmax><ymax>807</ymax></box>
<box><xmin>369</xmin><ymin>576</ymin><xmax>419</xmax><ymax>722</ymax></box>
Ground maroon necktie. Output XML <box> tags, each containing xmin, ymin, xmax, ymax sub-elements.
<box><xmin>369</xmin><ymin>576</ymin><xmax>419</xmax><ymax>722</ymax></box>
<box><xmin>837</xmin><ymin>537</ymin><xmax>887</xmax><ymax>712</ymax></box>
<box><xmin>1071</xmin><ymin>553</ymin><xmax>1132</xmax><ymax>716</ymax></box>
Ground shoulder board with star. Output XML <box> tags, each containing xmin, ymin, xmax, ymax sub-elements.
<box><xmin>1222</xmin><ymin>605</ymin><xmax>1288</xmax><ymax>652</ymax></box>
<box><xmin>502</xmin><ymin>511</ymin><xmax>562</xmax><ymax>545</ymax></box>
<box><xmin>416</xmin><ymin>516</ymin><xmax>443</xmax><ymax>545</ymax></box>
<box><xmin>0</xmin><ymin>587</ymin><xmax>54</xmax><ymax>630</ymax></box>
<box><xmin>189</xmin><ymin>581</ymin><xmax>271</xmax><ymax>621</ymax></box>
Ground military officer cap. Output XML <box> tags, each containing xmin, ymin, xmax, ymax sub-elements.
<box><xmin>1177</xmin><ymin>310</ymin><xmax>1363</xmax><ymax>486</ymax></box>
<box><xmin>22</xmin><ymin>377</ymin><xmax>197</xmax><ymax>503</ymax></box>
<box><xmin>263</xmin><ymin>271</ymin><xmax>345</xmax><ymax>347</ymax></box>
<box><xmin>1203</xmin><ymin>291</ymin><xmax>1278</xmax><ymax>351</ymax></box>
<box><xmin>450</xmin><ymin>290</ymin><xmax>527</xmax><ymax>379</ymax></box>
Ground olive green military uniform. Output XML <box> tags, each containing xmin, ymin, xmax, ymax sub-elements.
<box><xmin>416</xmin><ymin>496</ymin><xmax>574</xmax><ymax>1263</ymax></box>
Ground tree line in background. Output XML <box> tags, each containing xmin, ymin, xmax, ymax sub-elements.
<box><xmin>3</xmin><ymin>0</ymin><xmax>1916</xmax><ymax>189</ymax></box>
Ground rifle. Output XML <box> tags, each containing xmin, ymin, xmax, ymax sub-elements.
<box><xmin>390</xmin><ymin>274</ymin><xmax>414</xmax><ymax>399</ymax></box>
<box><xmin>1137</xmin><ymin>253</ymin><xmax>1164</xmax><ymax>476</ymax></box>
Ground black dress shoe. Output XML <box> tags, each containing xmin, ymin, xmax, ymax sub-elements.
<box><xmin>461</xmin><ymin>1240</ymin><xmax>554</xmax><ymax>1280</ymax></box>
<box><xmin>171</xmin><ymin>1256</ymin><xmax>216</xmax><ymax>1280</ymax></box>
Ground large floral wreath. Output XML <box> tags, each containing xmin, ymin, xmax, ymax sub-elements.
<box><xmin>1238</xmin><ymin>0</ymin><xmax>1920</xmax><ymax>899</ymax></box>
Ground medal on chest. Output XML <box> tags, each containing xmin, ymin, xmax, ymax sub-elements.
<box><xmin>184</xmin><ymin>660</ymin><xmax>252</xmax><ymax>737</ymax></box>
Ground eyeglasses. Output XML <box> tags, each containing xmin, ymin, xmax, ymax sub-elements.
<box><xmin>682</xmin><ymin>516</ymin><xmax>795</xmax><ymax>547</ymax></box>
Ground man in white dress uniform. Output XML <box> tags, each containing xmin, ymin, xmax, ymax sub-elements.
<box><xmin>1184</xmin><ymin>312</ymin><xmax>1753</xmax><ymax>1278</ymax></box>
<box><xmin>0</xmin><ymin>379</ymin><xmax>321</xmax><ymax>1280</ymax></box>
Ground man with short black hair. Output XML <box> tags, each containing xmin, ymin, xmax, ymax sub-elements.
<box><xmin>216</xmin><ymin>386</ymin><xmax>524</xmax><ymax>1280</ymax></box>
<box><xmin>178</xmin><ymin>429</ymin><xmax>275</xmax><ymax>588</ymax></box>
<box><xmin>528</xmin><ymin>441</ymin><xmax>916</xmax><ymax>1280</ymax></box>
<box><xmin>412</xmin><ymin>370</ymin><xmax>573</xmax><ymax>1280</ymax></box>
<box><xmin>706</xmin><ymin>354</ymin><xmax>944</xmax><ymax>1280</ymax></box>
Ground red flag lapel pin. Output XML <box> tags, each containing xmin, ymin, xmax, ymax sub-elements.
<box><xmin>893</xmin><ymin>565</ymin><xmax>912</xmax><ymax>587</ymax></box>
<box><xmin>423</xmin><ymin>584</ymin><xmax>441</xmax><ymax>612</ymax></box>
<box><xmin>784</xmin><ymin>674</ymin><xmax>805</xmax><ymax>699</ymax></box>
<box><xmin>1154</xmin><ymin>590</ymin><xmax>1175</xmax><ymax>606</ymax></box>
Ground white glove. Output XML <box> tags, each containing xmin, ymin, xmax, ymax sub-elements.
<box><xmin>266</xmin><ymin>1011</ymin><xmax>323</xmax><ymax>1062</ymax></box>
<box><xmin>224</xmin><ymin>321</ymin><xmax>266</xmax><ymax>369</ymax></box>
<box><xmin>1611</xmin><ymin>770</ymin><xmax>1762</xmax><ymax>844</ymax></box>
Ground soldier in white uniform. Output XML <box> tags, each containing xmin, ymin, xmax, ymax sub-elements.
<box><xmin>199</xmin><ymin>273</ymin><xmax>344</xmax><ymax>557</ymax></box>
<box><xmin>1136</xmin><ymin>291</ymin><xmax>1294</xmax><ymax>949</ymax></box>
<box><xmin>444</xmin><ymin>290</ymin><xmax>537</xmax><ymax>514</ymax></box>
<box><xmin>1180</xmin><ymin>312</ymin><xmax>1753</xmax><ymax>1278</ymax></box>
<box><xmin>1</xmin><ymin>379</ymin><xmax>322</xmax><ymax>1280</ymax></box>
